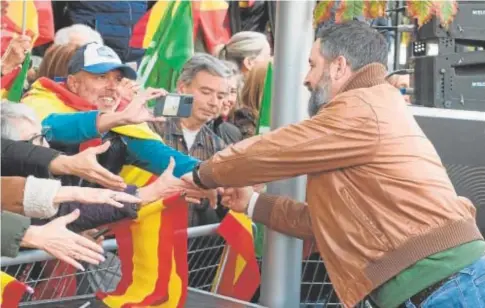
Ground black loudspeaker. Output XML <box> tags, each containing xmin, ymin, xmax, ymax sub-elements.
<box><xmin>412</xmin><ymin>50</ymin><xmax>485</xmax><ymax>111</ymax></box>
<box><xmin>416</xmin><ymin>1</ymin><xmax>485</xmax><ymax>50</ymax></box>
<box><xmin>412</xmin><ymin>106</ymin><xmax>485</xmax><ymax>235</ymax></box>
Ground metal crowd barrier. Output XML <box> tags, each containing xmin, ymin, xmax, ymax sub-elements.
<box><xmin>1</xmin><ymin>224</ymin><xmax>359</xmax><ymax>307</ymax></box>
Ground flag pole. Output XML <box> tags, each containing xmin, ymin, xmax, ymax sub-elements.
<box><xmin>21</xmin><ymin>0</ymin><xmax>27</xmax><ymax>35</ymax></box>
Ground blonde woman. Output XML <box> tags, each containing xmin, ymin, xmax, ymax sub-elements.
<box><xmin>233</xmin><ymin>60</ymin><xmax>270</xmax><ymax>139</ymax></box>
<box><xmin>214</xmin><ymin>31</ymin><xmax>271</xmax><ymax>76</ymax></box>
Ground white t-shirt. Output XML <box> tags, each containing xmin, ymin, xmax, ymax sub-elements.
<box><xmin>182</xmin><ymin>127</ymin><xmax>199</xmax><ymax>150</ymax></box>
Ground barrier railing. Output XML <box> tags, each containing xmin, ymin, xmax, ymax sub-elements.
<box><xmin>1</xmin><ymin>224</ymin><xmax>366</xmax><ymax>307</ymax></box>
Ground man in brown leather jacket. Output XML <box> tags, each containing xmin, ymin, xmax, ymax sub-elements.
<box><xmin>187</xmin><ymin>22</ymin><xmax>485</xmax><ymax>308</ymax></box>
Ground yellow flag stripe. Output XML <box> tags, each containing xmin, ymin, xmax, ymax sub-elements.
<box><xmin>101</xmin><ymin>200</ymin><xmax>164</xmax><ymax>306</ymax></box>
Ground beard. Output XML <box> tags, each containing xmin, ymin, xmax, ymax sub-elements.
<box><xmin>307</xmin><ymin>72</ymin><xmax>332</xmax><ymax>117</ymax></box>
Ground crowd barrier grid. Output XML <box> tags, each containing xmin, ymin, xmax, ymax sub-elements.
<box><xmin>1</xmin><ymin>224</ymin><xmax>368</xmax><ymax>307</ymax></box>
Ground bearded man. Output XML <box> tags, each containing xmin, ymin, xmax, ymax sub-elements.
<box><xmin>187</xmin><ymin>21</ymin><xmax>485</xmax><ymax>308</ymax></box>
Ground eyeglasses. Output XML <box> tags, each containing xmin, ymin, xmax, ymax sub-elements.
<box><xmin>27</xmin><ymin>126</ymin><xmax>53</xmax><ymax>145</ymax></box>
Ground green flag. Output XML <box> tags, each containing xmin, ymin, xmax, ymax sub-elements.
<box><xmin>254</xmin><ymin>61</ymin><xmax>273</xmax><ymax>258</ymax></box>
<box><xmin>7</xmin><ymin>52</ymin><xmax>31</xmax><ymax>103</ymax></box>
<box><xmin>137</xmin><ymin>0</ymin><xmax>194</xmax><ymax>104</ymax></box>
<box><xmin>255</xmin><ymin>62</ymin><xmax>273</xmax><ymax>135</ymax></box>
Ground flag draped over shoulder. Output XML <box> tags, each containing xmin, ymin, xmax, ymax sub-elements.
<box><xmin>97</xmin><ymin>194</ymin><xmax>188</xmax><ymax>308</ymax></box>
<box><xmin>130</xmin><ymin>0</ymin><xmax>231</xmax><ymax>55</ymax></box>
<box><xmin>137</xmin><ymin>1</ymin><xmax>194</xmax><ymax>93</ymax></box>
<box><xmin>1</xmin><ymin>0</ymin><xmax>54</xmax><ymax>55</ymax></box>
<box><xmin>211</xmin><ymin>212</ymin><xmax>260</xmax><ymax>301</ymax></box>
<box><xmin>1</xmin><ymin>272</ymin><xmax>29</xmax><ymax>307</ymax></box>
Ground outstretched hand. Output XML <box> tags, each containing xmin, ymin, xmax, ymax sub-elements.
<box><xmin>21</xmin><ymin>210</ymin><xmax>105</xmax><ymax>271</ymax></box>
<box><xmin>181</xmin><ymin>172</ymin><xmax>218</xmax><ymax>207</ymax></box>
<box><xmin>49</xmin><ymin>141</ymin><xmax>127</xmax><ymax>191</ymax></box>
<box><xmin>120</xmin><ymin>87</ymin><xmax>168</xmax><ymax>124</ymax></box>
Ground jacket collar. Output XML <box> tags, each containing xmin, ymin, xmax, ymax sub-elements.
<box><xmin>336</xmin><ymin>63</ymin><xmax>388</xmax><ymax>96</ymax></box>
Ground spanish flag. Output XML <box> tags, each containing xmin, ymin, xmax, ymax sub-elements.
<box><xmin>130</xmin><ymin>0</ymin><xmax>231</xmax><ymax>54</ymax></box>
<box><xmin>1</xmin><ymin>0</ymin><xmax>54</xmax><ymax>55</ymax></box>
<box><xmin>211</xmin><ymin>212</ymin><xmax>260</xmax><ymax>301</ymax></box>
<box><xmin>1</xmin><ymin>272</ymin><xmax>30</xmax><ymax>307</ymax></box>
<box><xmin>97</xmin><ymin>194</ymin><xmax>188</xmax><ymax>308</ymax></box>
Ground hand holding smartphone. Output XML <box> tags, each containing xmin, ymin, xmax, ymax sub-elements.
<box><xmin>153</xmin><ymin>94</ymin><xmax>193</xmax><ymax>118</ymax></box>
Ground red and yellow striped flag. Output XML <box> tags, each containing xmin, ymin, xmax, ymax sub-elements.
<box><xmin>1</xmin><ymin>0</ymin><xmax>54</xmax><ymax>55</ymax></box>
<box><xmin>97</xmin><ymin>194</ymin><xmax>188</xmax><ymax>307</ymax></box>
<box><xmin>1</xmin><ymin>272</ymin><xmax>30</xmax><ymax>307</ymax></box>
<box><xmin>130</xmin><ymin>0</ymin><xmax>231</xmax><ymax>54</ymax></box>
<box><xmin>212</xmin><ymin>211</ymin><xmax>260</xmax><ymax>301</ymax></box>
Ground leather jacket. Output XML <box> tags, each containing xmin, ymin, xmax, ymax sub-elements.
<box><xmin>197</xmin><ymin>63</ymin><xmax>483</xmax><ymax>307</ymax></box>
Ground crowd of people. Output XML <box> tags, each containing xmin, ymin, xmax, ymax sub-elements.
<box><xmin>1</xmin><ymin>9</ymin><xmax>484</xmax><ymax>308</ymax></box>
<box><xmin>1</xmin><ymin>17</ymin><xmax>273</xmax><ymax>300</ymax></box>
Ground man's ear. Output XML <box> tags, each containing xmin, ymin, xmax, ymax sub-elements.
<box><xmin>331</xmin><ymin>56</ymin><xmax>349</xmax><ymax>81</ymax></box>
<box><xmin>66</xmin><ymin>75</ymin><xmax>78</xmax><ymax>93</ymax></box>
<box><xmin>176</xmin><ymin>81</ymin><xmax>187</xmax><ymax>94</ymax></box>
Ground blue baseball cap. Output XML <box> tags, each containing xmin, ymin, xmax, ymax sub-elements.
<box><xmin>68</xmin><ymin>43</ymin><xmax>137</xmax><ymax>80</ymax></box>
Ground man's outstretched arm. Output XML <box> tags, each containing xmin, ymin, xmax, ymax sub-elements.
<box><xmin>193</xmin><ymin>100</ymin><xmax>379</xmax><ymax>189</ymax></box>
<box><xmin>124</xmin><ymin>137</ymin><xmax>200</xmax><ymax>178</ymax></box>
<box><xmin>222</xmin><ymin>187</ymin><xmax>314</xmax><ymax>240</ymax></box>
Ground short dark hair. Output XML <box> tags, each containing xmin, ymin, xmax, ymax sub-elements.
<box><xmin>316</xmin><ymin>21</ymin><xmax>388</xmax><ymax>70</ymax></box>
<box><xmin>178</xmin><ymin>53</ymin><xmax>231</xmax><ymax>85</ymax></box>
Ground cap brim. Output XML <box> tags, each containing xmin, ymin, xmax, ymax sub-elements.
<box><xmin>83</xmin><ymin>63</ymin><xmax>137</xmax><ymax>80</ymax></box>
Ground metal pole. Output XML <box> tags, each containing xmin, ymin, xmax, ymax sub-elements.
<box><xmin>393</xmin><ymin>0</ymin><xmax>403</xmax><ymax>70</ymax></box>
<box><xmin>260</xmin><ymin>1</ymin><xmax>315</xmax><ymax>307</ymax></box>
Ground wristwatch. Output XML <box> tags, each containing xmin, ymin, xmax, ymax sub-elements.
<box><xmin>192</xmin><ymin>163</ymin><xmax>209</xmax><ymax>190</ymax></box>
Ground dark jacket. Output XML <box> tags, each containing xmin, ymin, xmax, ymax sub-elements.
<box><xmin>32</xmin><ymin>185</ymin><xmax>139</xmax><ymax>233</ymax></box>
<box><xmin>60</xmin><ymin>1</ymin><xmax>147</xmax><ymax>63</ymax></box>
<box><xmin>233</xmin><ymin>107</ymin><xmax>258</xmax><ymax>140</ymax></box>
<box><xmin>1</xmin><ymin>138</ymin><xmax>61</xmax><ymax>178</ymax></box>
<box><xmin>1</xmin><ymin>211</ymin><xmax>31</xmax><ymax>258</ymax></box>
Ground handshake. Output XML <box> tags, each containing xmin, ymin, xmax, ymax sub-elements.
<box><xmin>178</xmin><ymin>172</ymin><xmax>262</xmax><ymax>215</ymax></box>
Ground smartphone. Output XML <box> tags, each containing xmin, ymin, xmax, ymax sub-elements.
<box><xmin>153</xmin><ymin>94</ymin><xmax>193</xmax><ymax>118</ymax></box>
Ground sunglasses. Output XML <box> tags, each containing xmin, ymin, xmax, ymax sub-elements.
<box><xmin>26</xmin><ymin>126</ymin><xmax>53</xmax><ymax>145</ymax></box>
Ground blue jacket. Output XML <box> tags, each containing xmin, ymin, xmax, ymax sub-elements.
<box><xmin>42</xmin><ymin>111</ymin><xmax>199</xmax><ymax>178</ymax></box>
<box><xmin>65</xmin><ymin>1</ymin><xmax>147</xmax><ymax>63</ymax></box>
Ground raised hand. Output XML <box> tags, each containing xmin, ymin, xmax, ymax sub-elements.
<box><xmin>49</xmin><ymin>141</ymin><xmax>126</xmax><ymax>191</ymax></box>
<box><xmin>120</xmin><ymin>87</ymin><xmax>168</xmax><ymax>124</ymax></box>
<box><xmin>21</xmin><ymin>210</ymin><xmax>105</xmax><ymax>271</ymax></box>
<box><xmin>138</xmin><ymin>158</ymin><xmax>197</xmax><ymax>204</ymax></box>
<box><xmin>220</xmin><ymin>186</ymin><xmax>254</xmax><ymax>214</ymax></box>
<box><xmin>118</xmin><ymin>78</ymin><xmax>141</xmax><ymax>102</ymax></box>
<box><xmin>1</xmin><ymin>35</ymin><xmax>32</xmax><ymax>75</ymax></box>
